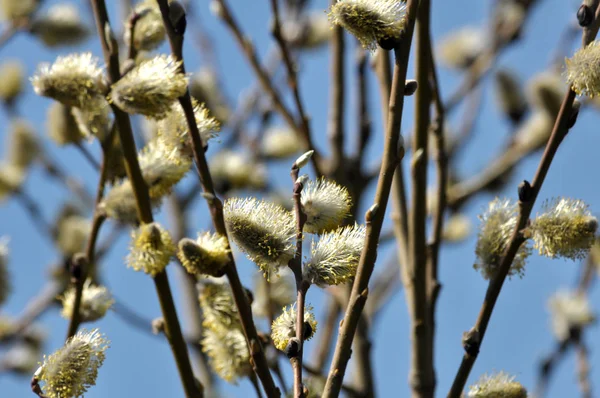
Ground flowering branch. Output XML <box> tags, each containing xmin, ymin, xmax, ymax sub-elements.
<box><xmin>154</xmin><ymin>1</ymin><xmax>280</xmax><ymax>395</ymax></box>
<box><xmin>289</xmin><ymin>160</ymin><xmax>310</xmax><ymax>398</ymax></box>
<box><xmin>322</xmin><ymin>1</ymin><xmax>420</xmax><ymax>395</ymax></box>
<box><xmin>448</xmin><ymin>5</ymin><xmax>600</xmax><ymax>395</ymax></box>
<box><xmin>87</xmin><ymin>2</ymin><xmax>201</xmax><ymax>397</ymax></box>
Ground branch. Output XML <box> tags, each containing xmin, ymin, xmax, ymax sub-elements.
<box><xmin>88</xmin><ymin>2</ymin><xmax>201</xmax><ymax>396</ymax></box>
<box><xmin>327</xmin><ymin>0</ymin><xmax>345</xmax><ymax>174</ymax></box>
<box><xmin>154</xmin><ymin>1</ymin><xmax>280</xmax><ymax>395</ymax></box>
<box><xmin>321</xmin><ymin>1</ymin><xmax>420</xmax><ymax>395</ymax></box>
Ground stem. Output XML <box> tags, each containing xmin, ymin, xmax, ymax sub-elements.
<box><xmin>406</xmin><ymin>0</ymin><xmax>434</xmax><ymax>395</ymax></box>
<box><xmin>74</xmin><ymin>142</ymin><xmax>100</xmax><ymax>170</ymax></box>
<box><xmin>327</xmin><ymin>0</ymin><xmax>345</xmax><ymax>174</ymax></box>
<box><xmin>424</xmin><ymin>13</ymin><xmax>447</xmax><ymax>398</ymax></box>
<box><xmin>322</xmin><ymin>3</ymin><xmax>420</xmax><ymax>395</ymax></box>
<box><xmin>289</xmin><ymin>165</ymin><xmax>309</xmax><ymax>398</ymax></box>
<box><xmin>447</xmin><ymin>7</ymin><xmax>600</xmax><ymax>392</ymax></box>
<box><xmin>89</xmin><ymin>2</ymin><xmax>201</xmax><ymax>396</ymax></box>
<box><xmin>154</xmin><ymin>2</ymin><xmax>280</xmax><ymax>395</ymax></box>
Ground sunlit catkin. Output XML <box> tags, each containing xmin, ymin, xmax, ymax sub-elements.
<box><xmin>137</xmin><ymin>139</ymin><xmax>192</xmax><ymax>198</ymax></box>
<box><xmin>109</xmin><ymin>54</ymin><xmax>187</xmax><ymax>119</ymax></box>
<box><xmin>303</xmin><ymin>223</ymin><xmax>366</xmax><ymax>286</ymax></box>
<box><xmin>566</xmin><ymin>40</ymin><xmax>600</xmax><ymax>98</ymax></box>
<box><xmin>328</xmin><ymin>0</ymin><xmax>408</xmax><ymax>51</ymax></box>
<box><xmin>529</xmin><ymin>198</ymin><xmax>598</xmax><ymax>260</ymax></box>
<box><xmin>157</xmin><ymin>99</ymin><xmax>220</xmax><ymax>159</ymax></box>
<box><xmin>55</xmin><ymin>212</ymin><xmax>89</xmax><ymax>256</ymax></box>
<box><xmin>261</xmin><ymin>127</ymin><xmax>302</xmax><ymax>159</ymax></box>
<box><xmin>124</xmin><ymin>0</ymin><xmax>166</xmax><ymax>52</ymax></box>
<box><xmin>494</xmin><ymin>68</ymin><xmax>527</xmax><ymax>123</ymax></box>
<box><xmin>210</xmin><ymin>150</ymin><xmax>266</xmax><ymax>192</ymax></box>
<box><xmin>468</xmin><ymin>372</ymin><xmax>527</xmax><ymax>398</ymax></box>
<box><xmin>202</xmin><ymin>327</ymin><xmax>251</xmax><ymax>383</ymax></box>
<box><xmin>177</xmin><ymin>232</ymin><xmax>230</xmax><ymax>277</ymax></box>
<box><xmin>437</xmin><ymin>27</ymin><xmax>485</xmax><ymax>70</ymax></box>
<box><xmin>198</xmin><ymin>280</ymin><xmax>242</xmax><ymax>332</ymax></box>
<box><xmin>126</xmin><ymin>223</ymin><xmax>176</xmax><ymax>276</ymax></box>
<box><xmin>60</xmin><ymin>279</ymin><xmax>114</xmax><ymax>323</ymax></box>
<box><xmin>35</xmin><ymin>329</ymin><xmax>109</xmax><ymax>398</ymax></box>
<box><xmin>548</xmin><ymin>290</ymin><xmax>596</xmax><ymax>341</ymax></box>
<box><xmin>271</xmin><ymin>304</ymin><xmax>318</xmax><ymax>351</ymax></box>
<box><xmin>0</xmin><ymin>164</ymin><xmax>25</xmax><ymax>202</ymax></box>
<box><xmin>29</xmin><ymin>4</ymin><xmax>89</xmax><ymax>47</ymax></box>
<box><xmin>301</xmin><ymin>178</ymin><xmax>352</xmax><ymax>234</ymax></box>
<box><xmin>224</xmin><ymin>197</ymin><xmax>296</xmax><ymax>278</ymax></box>
<box><xmin>0</xmin><ymin>60</ymin><xmax>24</xmax><ymax>105</ymax></box>
<box><xmin>526</xmin><ymin>71</ymin><xmax>565</xmax><ymax>116</ymax></box>
<box><xmin>31</xmin><ymin>53</ymin><xmax>106</xmax><ymax>108</ymax></box>
<box><xmin>0</xmin><ymin>0</ymin><xmax>38</xmax><ymax>22</ymax></box>
<box><xmin>474</xmin><ymin>198</ymin><xmax>531</xmax><ymax>280</ymax></box>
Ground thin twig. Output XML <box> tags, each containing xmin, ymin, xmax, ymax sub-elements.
<box><xmin>321</xmin><ymin>1</ymin><xmax>420</xmax><ymax>395</ymax></box>
<box><xmin>154</xmin><ymin>1</ymin><xmax>279</xmax><ymax>395</ymax></box>
<box><xmin>74</xmin><ymin>142</ymin><xmax>101</xmax><ymax>171</ymax></box>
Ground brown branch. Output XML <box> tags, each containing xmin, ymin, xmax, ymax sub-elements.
<box><xmin>407</xmin><ymin>1</ymin><xmax>434</xmax><ymax>395</ymax></box>
<box><xmin>575</xmin><ymin>336</ymin><xmax>592</xmax><ymax>398</ymax></box>
<box><xmin>425</xmin><ymin>15</ymin><xmax>447</xmax><ymax>398</ymax></box>
<box><xmin>355</xmin><ymin>48</ymin><xmax>371</xmax><ymax>167</ymax></box>
<box><xmin>289</xmin><ymin>164</ymin><xmax>309</xmax><ymax>398</ymax></box>
<box><xmin>327</xmin><ymin>0</ymin><xmax>345</xmax><ymax>174</ymax></box>
<box><xmin>154</xmin><ymin>1</ymin><xmax>279</xmax><ymax>395</ymax></box>
<box><xmin>447</xmin><ymin>7</ymin><xmax>600</xmax><ymax>394</ymax></box>
<box><xmin>89</xmin><ymin>2</ymin><xmax>201</xmax><ymax>396</ymax></box>
<box><xmin>321</xmin><ymin>2</ymin><xmax>420</xmax><ymax>395</ymax></box>
<box><xmin>213</xmin><ymin>0</ymin><xmax>323</xmax><ymax>176</ymax></box>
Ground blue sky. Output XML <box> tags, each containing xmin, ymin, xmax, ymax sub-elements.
<box><xmin>1</xmin><ymin>0</ymin><xmax>599</xmax><ymax>397</ymax></box>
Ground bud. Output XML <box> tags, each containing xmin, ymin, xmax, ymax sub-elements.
<box><xmin>494</xmin><ymin>69</ymin><xmax>527</xmax><ymax>124</ymax></box>
<box><xmin>328</xmin><ymin>0</ymin><xmax>408</xmax><ymax>51</ymax></box>
<box><xmin>168</xmin><ymin>1</ymin><xmax>187</xmax><ymax>35</ymax></box>
<box><xmin>284</xmin><ymin>337</ymin><xmax>300</xmax><ymax>359</ymax></box>
<box><xmin>442</xmin><ymin>214</ymin><xmax>472</xmax><ymax>243</ymax></box>
<box><xmin>0</xmin><ymin>164</ymin><xmax>25</xmax><ymax>202</ymax></box>
<box><xmin>303</xmin><ymin>224</ymin><xmax>366</xmax><ymax>286</ymax></box>
<box><xmin>468</xmin><ymin>372</ymin><xmax>527</xmax><ymax>398</ymax></box>
<box><xmin>0</xmin><ymin>60</ymin><xmax>24</xmax><ymax>105</ymax></box>
<box><xmin>47</xmin><ymin>103</ymin><xmax>84</xmax><ymax>145</ymax></box>
<box><xmin>578</xmin><ymin>5</ymin><xmax>593</xmax><ymax>27</ymax></box>
<box><xmin>224</xmin><ymin>197</ymin><xmax>296</xmax><ymax>279</ymax></box>
<box><xmin>437</xmin><ymin>27</ymin><xmax>485</xmax><ymax>70</ymax></box>
<box><xmin>526</xmin><ymin>71</ymin><xmax>565</xmax><ymax>115</ymax></box>
<box><xmin>60</xmin><ymin>279</ymin><xmax>114</xmax><ymax>323</ymax></box>
<box><xmin>282</xmin><ymin>12</ymin><xmax>331</xmax><ymax>49</ymax></box>
<box><xmin>124</xmin><ymin>1</ymin><xmax>166</xmax><ymax>52</ymax></box>
<box><xmin>0</xmin><ymin>0</ymin><xmax>38</xmax><ymax>22</ymax></box>
<box><xmin>157</xmin><ymin>99</ymin><xmax>220</xmax><ymax>158</ymax></box>
<box><xmin>35</xmin><ymin>329</ymin><xmax>109</xmax><ymax>398</ymax></box>
<box><xmin>404</xmin><ymin>79</ymin><xmax>418</xmax><ymax>96</ymax></box>
<box><xmin>252</xmin><ymin>268</ymin><xmax>295</xmax><ymax>319</ymax></box>
<box><xmin>202</xmin><ymin>327</ymin><xmax>251</xmax><ymax>383</ymax></box>
<box><xmin>151</xmin><ymin>317</ymin><xmax>165</xmax><ymax>335</ymax></box>
<box><xmin>271</xmin><ymin>304</ymin><xmax>317</xmax><ymax>351</ymax></box>
<box><xmin>261</xmin><ymin>127</ymin><xmax>302</xmax><ymax>159</ymax></box>
<box><xmin>29</xmin><ymin>4</ymin><xmax>89</xmax><ymax>47</ymax></box>
<box><xmin>301</xmin><ymin>178</ymin><xmax>352</xmax><ymax>234</ymax></box>
<box><xmin>529</xmin><ymin>198</ymin><xmax>598</xmax><ymax>260</ymax></box>
<box><xmin>126</xmin><ymin>223</ymin><xmax>176</xmax><ymax>276</ymax></box>
<box><xmin>177</xmin><ymin>232</ymin><xmax>230</xmax><ymax>277</ymax></box>
<box><xmin>31</xmin><ymin>53</ymin><xmax>106</xmax><ymax>108</ymax></box>
<box><xmin>294</xmin><ymin>149</ymin><xmax>314</xmax><ymax>170</ymax></box>
<box><xmin>189</xmin><ymin>68</ymin><xmax>231</xmax><ymax>123</ymax></box>
<box><xmin>198</xmin><ymin>280</ymin><xmax>242</xmax><ymax>333</ymax></box>
<box><xmin>109</xmin><ymin>54</ymin><xmax>187</xmax><ymax>119</ymax></box>
<box><xmin>6</xmin><ymin>120</ymin><xmax>39</xmax><ymax>171</ymax></box>
<box><xmin>512</xmin><ymin>111</ymin><xmax>554</xmax><ymax>153</ymax></box>
<box><xmin>474</xmin><ymin>198</ymin><xmax>531</xmax><ymax>279</ymax></box>
<box><xmin>548</xmin><ymin>290</ymin><xmax>596</xmax><ymax>341</ymax></box>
